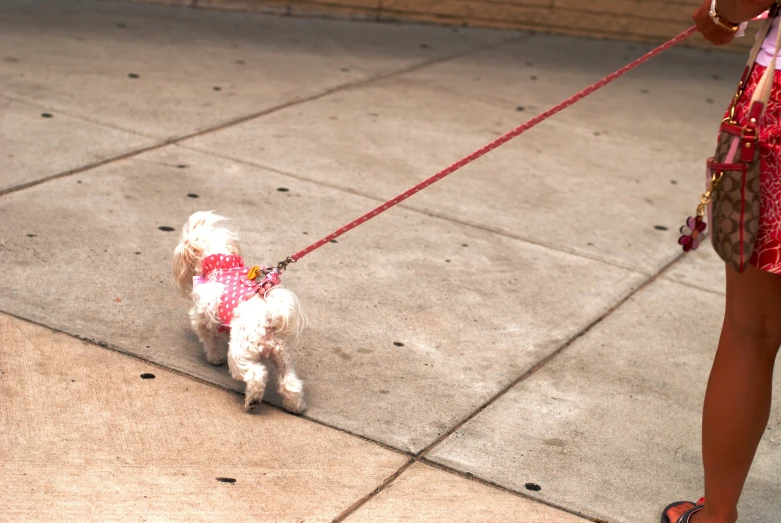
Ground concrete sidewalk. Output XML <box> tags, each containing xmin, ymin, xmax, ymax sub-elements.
<box><xmin>1</xmin><ymin>1</ymin><xmax>779</xmax><ymax>522</ymax></box>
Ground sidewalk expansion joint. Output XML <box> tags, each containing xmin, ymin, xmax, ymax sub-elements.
<box><xmin>328</xmin><ymin>253</ymin><xmax>685</xmax><ymax>522</ymax></box>
<box><xmin>0</xmin><ymin>33</ymin><xmax>530</xmax><ymax>199</ymax></box>
<box><xmin>329</xmin><ymin>453</ymin><xmax>598</xmax><ymax>522</ymax></box>
<box><xmin>331</xmin><ymin>458</ymin><xmax>416</xmax><ymax>522</ymax></box>
<box><xmin>660</xmin><ymin>275</ymin><xmax>726</xmax><ymax>297</ymax></box>
<box><xmin>1</xmin><ymin>93</ymin><xmax>154</xmax><ymax>141</ymax></box>
<box><xmin>0</xmin><ymin>309</ymin><xmax>409</xmax><ymax>457</ymax></box>
<box><xmin>0</xmin><ymin>247</ymin><xmax>689</xmax><ymax>523</ymax></box>
<box><xmin>421</xmin><ymin>459</ymin><xmax>597</xmax><ymax>522</ymax></box>
<box><xmin>413</xmin><ymin>250</ymin><xmax>686</xmax><ymax>460</ymax></box>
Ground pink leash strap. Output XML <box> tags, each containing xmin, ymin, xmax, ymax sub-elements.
<box><xmin>288</xmin><ymin>27</ymin><xmax>697</xmax><ymax>264</ymax></box>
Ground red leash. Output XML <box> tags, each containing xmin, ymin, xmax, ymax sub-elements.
<box><xmin>271</xmin><ymin>27</ymin><xmax>697</xmax><ymax>272</ymax></box>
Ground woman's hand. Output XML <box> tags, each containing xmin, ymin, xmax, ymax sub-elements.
<box><xmin>693</xmin><ymin>0</ymin><xmax>776</xmax><ymax>46</ymax></box>
<box><xmin>693</xmin><ymin>1</ymin><xmax>736</xmax><ymax>45</ymax></box>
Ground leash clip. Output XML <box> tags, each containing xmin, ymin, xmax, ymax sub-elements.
<box><xmin>257</xmin><ymin>257</ymin><xmax>296</xmax><ymax>280</ymax></box>
<box><xmin>276</xmin><ymin>256</ymin><xmax>296</xmax><ymax>273</ymax></box>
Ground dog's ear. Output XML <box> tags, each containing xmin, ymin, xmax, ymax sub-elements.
<box><xmin>172</xmin><ymin>210</ymin><xmax>240</xmax><ymax>296</ymax></box>
<box><xmin>172</xmin><ymin>212</ymin><xmax>215</xmax><ymax>296</ymax></box>
<box><xmin>172</xmin><ymin>239</ymin><xmax>197</xmax><ymax>297</ymax></box>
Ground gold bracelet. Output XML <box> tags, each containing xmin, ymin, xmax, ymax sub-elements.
<box><xmin>709</xmin><ymin>0</ymin><xmax>740</xmax><ymax>33</ymax></box>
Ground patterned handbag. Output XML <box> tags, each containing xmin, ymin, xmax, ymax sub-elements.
<box><xmin>680</xmin><ymin>3</ymin><xmax>781</xmax><ymax>273</ymax></box>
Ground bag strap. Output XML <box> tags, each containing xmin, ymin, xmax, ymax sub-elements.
<box><xmin>751</xmin><ymin>4</ymin><xmax>781</xmax><ymax>106</ymax></box>
<box><xmin>726</xmin><ymin>2</ymin><xmax>781</xmax><ymax>123</ymax></box>
<box><xmin>745</xmin><ymin>6</ymin><xmax>779</xmax><ymax>67</ymax></box>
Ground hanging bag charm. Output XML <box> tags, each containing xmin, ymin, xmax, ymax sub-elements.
<box><xmin>680</xmin><ymin>1</ymin><xmax>781</xmax><ymax>272</ymax></box>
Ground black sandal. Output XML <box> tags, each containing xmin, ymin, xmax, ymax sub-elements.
<box><xmin>661</xmin><ymin>497</ymin><xmax>705</xmax><ymax>523</ymax></box>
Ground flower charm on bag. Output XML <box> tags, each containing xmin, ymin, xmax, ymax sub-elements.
<box><xmin>678</xmin><ymin>215</ymin><xmax>707</xmax><ymax>252</ymax></box>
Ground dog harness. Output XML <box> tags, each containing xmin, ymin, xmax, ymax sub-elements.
<box><xmin>194</xmin><ymin>253</ymin><xmax>281</xmax><ymax>332</ymax></box>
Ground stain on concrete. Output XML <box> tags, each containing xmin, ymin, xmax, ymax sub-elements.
<box><xmin>332</xmin><ymin>347</ymin><xmax>352</xmax><ymax>361</ymax></box>
<box><xmin>543</xmin><ymin>438</ymin><xmax>567</xmax><ymax>448</ymax></box>
<box><xmin>216</xmin><ymin>477</ymin><xmax>236</xmax><ymax>483</ymax></box>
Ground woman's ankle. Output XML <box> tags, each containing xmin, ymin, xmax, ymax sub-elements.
<box><xmin>694</xmin><ymin>507</ymin><xmax>738</xmax><ymax>523</ymax></box>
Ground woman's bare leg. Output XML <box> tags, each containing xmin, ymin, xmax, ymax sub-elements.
<box><xmin>667</xmin><ymin>265</ymin><xmax>781</xmax><ymax>523</ymax></box>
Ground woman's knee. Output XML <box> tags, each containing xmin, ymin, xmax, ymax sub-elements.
<box><xmin>723</xmin><ymin>266</ymin><xmax>781</xmax><ymax>352</ymax></box>
<box><xmin>723</xmin><ymin>303</ymin><xmax>781</xmax><ymax>352</ymax></box>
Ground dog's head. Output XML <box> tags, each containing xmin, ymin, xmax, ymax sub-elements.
<box><xmin>172</xmin><ymin>211</ymin><xmax>240</xmax><ymax>296</ymax></box>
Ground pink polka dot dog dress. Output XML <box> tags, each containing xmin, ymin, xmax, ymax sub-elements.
<box><xmin>196</xmin><ymin>253</ymin><xmax>281</xmax><ymax>331</ymax></box>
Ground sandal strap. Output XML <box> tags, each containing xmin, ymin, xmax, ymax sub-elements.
<box><xmin>677</xmin><ymin>506</ymin><xmax>704</xmax><ymax>523</ymax></box>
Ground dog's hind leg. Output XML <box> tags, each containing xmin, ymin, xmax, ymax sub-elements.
<box><xmin>228</xmin><ymin>334</ymin><xmax>269</xmax><ymax>411</ymax></box>
<box><xmin>189</xmin><ymin>282</ymin><xmax>228</xmax><ymax>365</ymax></box>
<box><xmin>269</xmin><ymin>342</ymin><xmax>306</xmax><ymax>414</ymax></box>
<box><xmin>190</xmin><ymin>309</ymin><xmax>228</xmax><ymax>365</ymax></box>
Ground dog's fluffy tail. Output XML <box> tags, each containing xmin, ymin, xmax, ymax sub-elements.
<box><xmin>265</xmin><ymin>287</ymin><xmax>307</xmax><ymax>342</ymax></box>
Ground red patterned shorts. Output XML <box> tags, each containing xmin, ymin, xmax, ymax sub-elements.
<box><xmin>731</xmin><ymin>64</ymin><xmax>781</xmax><ymax>274</ymax></box>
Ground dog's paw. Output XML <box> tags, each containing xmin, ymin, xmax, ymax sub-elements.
<box><xmin>206</xmin><ymin>354</ymin><xmax>227</xmax><ymax>366</ymax></box>
<box><xmin>244</xmin><ymin>398</ymin><xmax>262</xmax><ymax>412</ymax></box>
<box><xmin>282</xmin><ymin>394</ymin><xmax>307</xmax><ymax>414</ymax></box>
<box><xmin>244</xmin><ymin>389</ymin><xmax>264</xmax><ymax>412</ymax></box>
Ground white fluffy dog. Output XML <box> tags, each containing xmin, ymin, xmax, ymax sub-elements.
<box><xmin>172</xmin><ymin>211</ymin><xmax>306</xmax><ymax>413</ymax></box>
